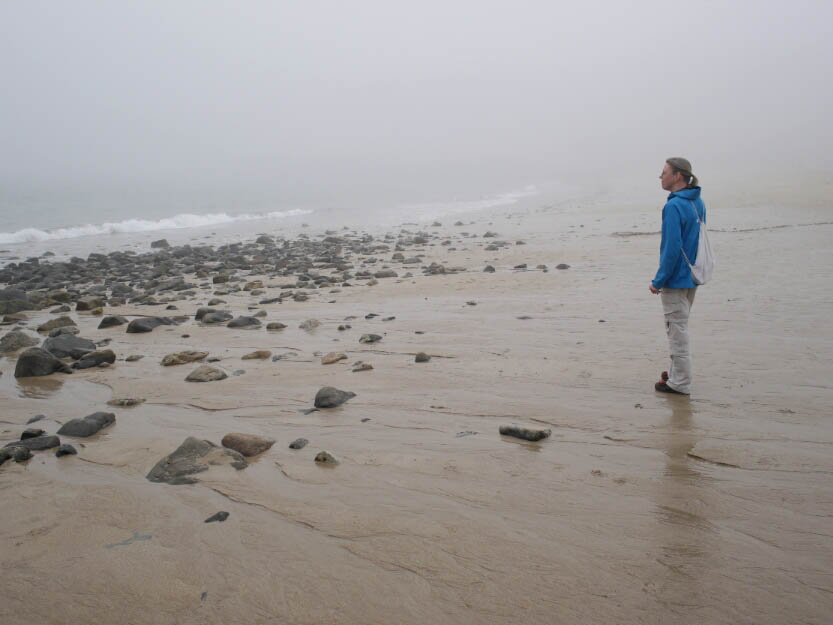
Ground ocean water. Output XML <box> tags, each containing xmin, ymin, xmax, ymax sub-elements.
<box><xmin>0</xmin><ymin>184</ymin><xmax>542</xmax><ymax>268</ymax></box>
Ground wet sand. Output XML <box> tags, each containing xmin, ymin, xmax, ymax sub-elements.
<box><xmin>1</xmin><ymin>193</ymin><xmax>832</xmax><ymax>624</ymax></box>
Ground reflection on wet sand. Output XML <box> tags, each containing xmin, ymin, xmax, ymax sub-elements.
<box><xmin>15</xmin><ymin>375</ymin><xmax>66</xmax><ymax>399</ymax></box>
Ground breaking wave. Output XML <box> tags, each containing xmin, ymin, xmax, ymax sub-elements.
<box><xmin>0</xmin><ymin>209</ymin><xmax>312</xmax><ymax>244</ymax></box>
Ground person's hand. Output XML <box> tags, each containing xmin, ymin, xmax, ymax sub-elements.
<box><xmin>649</xmin><ymin>283</ymin><xmax>660</xmax><ymax>294</ymax></box>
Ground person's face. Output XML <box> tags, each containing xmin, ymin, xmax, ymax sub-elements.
<box><xmin>659</xmin><ymin>163</ymin><xmax>682</xmax><ymax>191</ymax></box>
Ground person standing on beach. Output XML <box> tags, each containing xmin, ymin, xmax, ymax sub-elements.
<box><xmin>649</xmin><ymin>157</ymin><xmax>705</xmax><ymax>395</ymax></box>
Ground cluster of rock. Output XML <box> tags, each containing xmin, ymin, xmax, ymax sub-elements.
<box><xmin>0</xmin><ymin>411</ymin><xmax>118</xmax><ymax>468</ymax></box>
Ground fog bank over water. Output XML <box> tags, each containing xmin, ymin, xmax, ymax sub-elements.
<box><xmin>2</xmin><ymin>0</ymin><xmax>832</xmax><ymax>220</ymax></box>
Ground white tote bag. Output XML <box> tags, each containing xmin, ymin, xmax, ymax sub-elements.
<box><xmin>681</xmin><ymin>200</ymin><xmax>715</xmax><ymax>285</ymax></box>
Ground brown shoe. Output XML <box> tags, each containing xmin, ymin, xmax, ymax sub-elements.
<box><xmin>661</xmin><ymin>371</ymin><xmax>669</xmax><ymax>382</ymax></box>
<box><xmin>655</xmin><ymin>381</ymin><xmax>688</xmax><ymax>395</ymax></box>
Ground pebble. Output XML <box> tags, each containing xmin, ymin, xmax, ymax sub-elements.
<box><xmin>314</xmin><ymin>451</ymin><xmax>338</xmax><ymax>464</ymax></box>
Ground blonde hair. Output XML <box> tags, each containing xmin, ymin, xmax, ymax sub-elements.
<box><xmin>666</xmin><ymin>157</ymin><xmax>699</xmax><ymax>187</ymax></box>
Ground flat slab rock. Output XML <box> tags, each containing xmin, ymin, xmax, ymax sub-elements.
<box><xmin>499</xmin><ymin>425</ymin><xmax>552</xmax><ymax>442</ymax></box>
<box><xmin>4</xmin><ymin>434</ymin><xmax>61</xmax><ymax>451</ymax></box>
<box><xmin>146</xmin><ymin>436</ymin><xmax>248</xmax><ymax>485</ymax></box>
<box><xmin>221</xmin><ymin>433</ymin><xmax>275</xmax><ymax>457</ymax></box>
<box><xmin>57</xmin><ymin>412</ymin><xmax>115</xmax><ymax>437</ymax></box>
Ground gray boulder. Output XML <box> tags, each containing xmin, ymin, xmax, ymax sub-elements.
<box><xmin>55</xmin><ymin>444</ymin><xmax>77</xmax><ymax>457</ymax></box>
<box><xmin>195</xmin><ymin>307</ymin><xmax>216</xmax><ymax>321</ymax></box>
<box><xmin>227</xmin><ymin>316</ymin><xmax>261</xmax><ymax>329</ymax></box>
<box><xmin>146</xmin><ymin>437</ymin><xmax>247</xmax><ymax>485</ymax></box>
<box><xmin>98</xmin><ymin>315</ymin><xmax>128</xmax><ymax>329</ymax></box>
<box><xmin>185</xmin><ymin>364</ymin><xmax>227</xmax><ymax>382</ymax></box>
<box><xmin>57</xmin><ymin>412</ymin><xmax>115</xmax><ymax>437</ymax></box>
<box><xmin>42</xmin><ymin>334</ymin><xmax>96</xmax><ymax>359</ymax></box>
<box><xmin>48</xmin><ymin>326</ymin><xmax>80</xmax><ymax>337</ymax></box>
<box><xmin>76</xmin><ymin>296</ymin><xmax>106</xmax><ymax>311</ymax></box>
<box><xmin>37</xmin><ymin>315</ymin><xmax>76</xmax><ymax>333</ymax></box>
<box><xmin>202</xmin><ymin>311</ymin><xmax>233</xmax><ymax>324</ymax></box>
<box><xmin>314</xmin><ymin>386</ymin><xmax>356</xmax><ymax>408</ymax></box>
<box><xmin>359</xmin><ymin>333</ymin><xmax>382</xmax><ymax>344</ymax></box>
<box><xmin>4</xmin><ymin>434</ymin><xmax>61</xmax><ymax>451</ymax></box>
<box><xmin>0</xmin><ymin>445</ymin><xmax>32</xmax><ymax>465</ymax></box>
<box><xmin>0</xmin><ymin>330</ymin><xmax>39</xmax><ymax>353</ymax></box>
<box><xmin>73</xmin><ymin>349</ymin><xmax>116</xmax><ymax>369</ymax></box>
<box><xmin>0</xmin><ymin>288</ymin><xmax>30</xmax><ymax>315</ymax></box>
<box><xmin>126</xmin><ymin>317</ymin><xmax>174</xmax><ymax>333</ymax></box>
<box><xmin>14</xmin><ymin>347</ymin><xmax>73</xmax><ymax>377</ymax></box>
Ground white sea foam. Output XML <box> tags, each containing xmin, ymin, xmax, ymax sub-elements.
<box><xmin>0</xmin><ymin>209</ymin><xmax>312</xmax><ymax>244</ymax></box>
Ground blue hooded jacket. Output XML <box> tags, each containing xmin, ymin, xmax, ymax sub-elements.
<box><xmin>652</xmin><ymin>186</ymin><xmax>705</xmax><ymax>290</ymax></box>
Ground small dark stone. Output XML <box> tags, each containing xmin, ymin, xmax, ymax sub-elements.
<box><xmin>204</xmin><ymin>511</ymin><xmax>229</xmax><ymax>523</ymax></box>
<box><xmin>483</xmin><ymin>265</ymin><xmax>496</xmax><ymax>273</ymax></box>
<box><xmin>359</xmin><ymin>333</ymin><xmax>382</xmax><ymax>344</ymax></box>
<box><xmin>21</xmin><ymin>428</ymin><xmax>45</xmax><ymax>439</ymax></box>
<box><xmin>556</xmin><ymin>263</ymin><xmax>570</xmax><ymax>270</ymax></box>
<box><xmin>314</xmin><ymin>451</ymin><xmax>338</xmax><ymax>464</ymax></box>
<box><xmin>27</xmin><ymin>414</ymin><xmax>47</xmax><ymax>424</ymax></box>
<box><xmin>499</xmin><ymin>425</ymin><xmax>551</xmax><ymax>442</ymax></box>
<box><xmin>55</xmin><ymin>444</ymin><xmax>77</xmax><ymax>457</ymax></box>
<box><xmin>414</xmin><ymin>352</ymin><xmax>431</xmax><ymax>363</ymax></box>
<box><xmin>289</xmin><ymin>438</ymin><xmax>308</xmax><ymax>449</ymax></box>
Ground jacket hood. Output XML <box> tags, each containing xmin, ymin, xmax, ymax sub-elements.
<box><xmin>668</xmin><ymin>186</ymin><xmax>701</xmax><ymax>201</ymax></box>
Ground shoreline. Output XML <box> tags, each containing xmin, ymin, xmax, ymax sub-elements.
<box><xmin>1</xmin><ymin>195</ymin><xmax>832</xmax><ymax>624</ymax></box>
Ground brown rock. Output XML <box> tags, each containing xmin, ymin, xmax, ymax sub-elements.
<box><xmin>321</xmin><ymin>352</ymin><xmax>347</xmax><ymax>365</ymax></box>
<box><xmin>161</xmin><ymin>350</ymin><xmax>208</xmax><ymax>366</ymax></box>
<box><xmin>221</xmin><ymin>433</ymin><xmax>275</xmax><ymax>457</ymax></box>
<box><xmin>242</xmin><ymin>350</ymin><xmax>272</xmax><ymax>360</ymax></box>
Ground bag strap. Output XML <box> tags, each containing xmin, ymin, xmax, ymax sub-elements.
<box><xmin>681</xmin><ymin>200</ymin><xmax>701</xmax><ymax>267</ymax></box>
<box><xmin>689</xmin><ymin>200</ymin><xmax>703</xmax><ymax>225</ymax></box>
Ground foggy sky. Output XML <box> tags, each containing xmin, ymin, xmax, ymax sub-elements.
<box><xmin>2</xmin><ymin>0</ymin><xmax>832</xmax><ymax>205</ymax></box>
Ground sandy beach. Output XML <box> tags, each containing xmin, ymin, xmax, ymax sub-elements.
<box><xmin>1</xmin><ymin>190</ymin><xmax>832</xmax><ymax>625</ymax></box>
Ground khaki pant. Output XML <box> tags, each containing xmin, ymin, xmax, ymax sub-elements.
<box><xmin>661</xmin><ymin>287</ymin><xmax>697</xmax><ymax>394</ymax></box>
